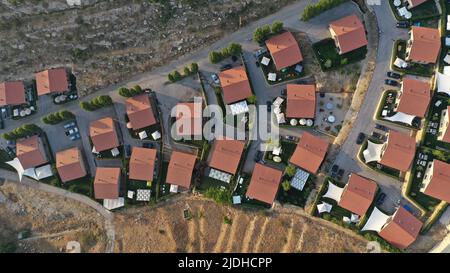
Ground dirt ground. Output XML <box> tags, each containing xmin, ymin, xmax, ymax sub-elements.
<box><xmin>0</xmin><ymin>0</ymin><xmax>296</xmax><ymax>96</ymax></box>
<box><xmin>0</xmin><ymin>180</ymin><xmax>107</xmax><ymax>253</ymax></box>
<box><xmin>113</xmin><ymin>195</ymin><xmax>370</xmax><ymax>253</ymax></box>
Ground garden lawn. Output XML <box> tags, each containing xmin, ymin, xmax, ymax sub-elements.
<box><xmin>391</xmin><ymin>40</ymin><xmax>434</xmax><ymax>77</ymax></box>
<box><xmin>259</xmin><ymin>53</ymin><xmax>305</xmax><ymax>85</ymax></box>
<box><xmin>312</xmin><ymin>38</ymin><xmax>367</xmax><ymax>71</ymax></box>
<box><xmin>276</xmin><ymin>174</ymin><xmax>315</xmax><ymax>208</ymax></box>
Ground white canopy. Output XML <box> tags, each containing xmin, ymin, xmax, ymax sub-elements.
<box><xmin>268</xmin><ymin>73</ymin><xmax>277</xmax><ymax>81</ymax></box>
<box><xmin>232</xmin><ymin>195</ymin><xmax>241</xmax><ymax>204</ymax></box>
<box><xmin>230</xmin><ymin>100</ymin><xmax>249</xmax><ymax>116</ymax></box>
<box><xmin>363</xmin><ymin>140</ymin><xmax>384</xmax><ymax>163</ymax></box>
<box><xmin>111</xmin><ymin>147</ymin><xmax>120</xmax><ymax>157</ymax></box>
<box><xmin>103</xmin><ymin>197</ymin><xmax>125</xmax><ymax>210</ymax></box>
<box><xmin>136</xmin><ymin>189</ymin><xmax>151</xmax><ymax>201</ymax></box>
<box><xmin>361</xmin><ymin>207</ymin><xmax>391</xmax><ymax>232</ymax></box>
<box><xmin>351</xmin><ymin>214</ymin><xmax>360</xmax><ymax>223</ymax></box>
<box><xmin>384</xmin><ymin>111</ymin><xmax>415</xmax><ymax>125</ymax></box>
<box><xmin>34</xmin><ymin>164</ymin><xmax>53</xmax><ymax>180</ymax></box>
<box><xmin>170</xmin><ymin>184</ymin><xmax>179</xmax><ymax>193</ymax></box>
<box><xmin>273</xmin><ymin>106</ymin><xmax>281</xmax><ymax>114</ymax></box>
<box><xmin>152</xmin><ymin>131</ymin><xmax>161</xmax><ymax>140</ymax></box>
<box><xmin>272</xmin><ymin>146</ymin><xmax>282</xmax><ymax>156</ymax></box>
<box><xmin>6</xmin><ymin>157</ymin><xmax>25</xmax><ymax>181</ymax></box>
<box><xmin>404</xmin><ymin>11</ymin><xmax>412</xmax><ymax>19</ymax></box>
<box><xmin>317</xmin><ymin>202</ymin><xmax>332</xmax><ymax>214</ymax></box>
<box><xmin>138</xmin><ymin>131</ymin><xmax>148</xmax><ymax>140</ymax></box>
<box><xmin>393</xmin><ymin>57</ymin><xmax>408</xmax><ymax>68</ymax></box>
<box><xmin>273</xmin><ymin>97</ymin><xmax>284</xmax><ymax>107</ymax></box>
<box><xmin>276</xmin><ymin>112</ymin><xmax>285</xmax><ymax>124</ymax></box>
<box><xmin>398</xmin><ymin>7</ymin><xmax>408</xmax><ymax>17</ymax></box>
<box><xmin>6</xmin><ymin>158</ymin><xmax>53</xmax><ymax>181</ymax></box>
<box><xmin>393</xmin><ymin>0</ymin><xmax>400</xmax><ymax>6</ymax></box>
<box><xmin>444</xmin><ymin>66</ymin><xmax>450</xmax><ymax>76</ymax></box>
<box><xmin>261</xmin><ymin>56</ymin><xmax>270</xmax><ymax>66</ymax></box>
<box><xmin>322</xmin><ymin>181</ymin><xmax>344</xmax><ymax>202</ymax></box>
<box><xmin>436</xmin><ymin>72</ymin><xmax>450</xmax><ymax>96</ymax></box>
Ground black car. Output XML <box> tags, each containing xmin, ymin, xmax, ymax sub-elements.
<box><xmin>387</xmin><ymin>71</ymin><xmax>401</xmax><ymax>79</ymax></box>
<box><xmin>0</xmin><ymin>119</ymin><xmax>3</xmax><ymax>129</ymax></box>
<box><xmin>376</xmin><ymin>193</ymin><xmax>386</xmax><ymax>206</ymax></box>
<box><xmin>331</xmin><ymin>164</ymin><xmax>339</xmax><ymax>177</ymax></box>
<box><xmin>255</xmin><ymin>61</ymin><xmax>260</xmax><ymax>67</ymax></box>
<box><xmin>384</xmin><ymin>79</ymin><xmax>399</xmax><ymax>87</ymax></box>
<box><xmin>125</xmin><ymin>145</ymin><xmax>132</xmax><ymax>157</ymax></box>
<box><xmin>281</xmin><ymin>89</ymin><xmax>287</xmax><ymax>96</ymax></box>
<box><xmin>337</xmin><ymin>169</ymin><xmax>345</xmax><ymax>180</ymax></box>
<box><xmin>142</xmin><ymin>142</ymin><xmax>154</xmax><ymax>148</ymax></box>
<box><xmin>396</xmin><ymin>21</ymin><xmax>410</xmax><ymax>28</ymax></box>
<box><xmin>220</xmin><ymin>64</ymin><xmax>232</xmax><ymax>71</ymax></box>
<box><xmin>375</xmin><ymin>123</ymin><xmax>389</xmax><ymax>132</ymax></box>
<box><xmin>254</xmin><ymin>151</ymin><xmax>263</xmax><ymax>162</ymax></box>
<box><xmin>356</xmin><ymin>132</ymin><xmax>365</xmax><ymax>145</ymax></box>
<box><xmin>266</xmin><ymin>101</ymin><xmax>271</xmax><ymax>112</ymax></box>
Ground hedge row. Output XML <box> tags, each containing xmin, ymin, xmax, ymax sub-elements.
<box><xmin>79</xmin><ymin>95</ymin><xmax>113</xmax><ymax>111</ymax></box>
<box><xmin>42</xmin><ymin>110</ymin><xmax>75</xmax><ymax>125</ymax></box>
<box><xmin>2</xmin><ymin>124</ymin><xmax>42</xmax><ymax>141</ymax></box>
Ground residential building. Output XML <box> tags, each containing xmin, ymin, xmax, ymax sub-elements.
<box><xmin>16</xmin><ymin>135</ymin><xmax>48</xmax><ymax>169</ymax></box>
<box><xmin>329</xmin><ymin>14</ymin><xmax>368</xmax><ymax>55</ymax></box>
<box><xmin>89</xmin><ymin>117</ymin><xmax>120</xmax><ymax>153</ymax></box>
<box><xmin>126</xmin><ymin>94</ymin><xmax>157</xmax><ymax>130</ymax></box>
<box><xmin>246</xmin><ymin>163</ymin><xmax>283</xmax><ymax>205</ymax></box>
<box><xmin>290</xmin><ymin>132</ymin><xmax>329</xmax><ymax>174</ymax></box>
<box><xmin>129</xmin><ymin>147</ymin><xmax>157</xmax><ymax>182</ymax></box>
<box><xmin>174</xmin><ymin>97</ymin><xmax>203</xmax><ymax>138</ymax></box>
<box><xmin>379</xmin><ymin>207</ymin><xmax>423</xmax><ymax>249</ymax></box>
<box><xmin>56</xmin><ymin>147</ymin><xmax>87</xmax><ymax>183</ymax></box>
<box><xmin>286</xmin><ymin>84</ymin><xmax>316</xmax><ymax>119</ymax></box>
<box><xmin>437</xmin><ymin>106</ymin><xmax>450</xmax><ymax>143</ymax></box>
<box><xmin>166</xmin><ymin>151</ymin><xmax>197</xmax><ymax>189</ymax></box>
<box><xmin>406</xmin><ymin>26</ymin><xmax>440</xmax><ymax>64</ymax></box>
<box><xmin>420</xmin><ymin>160</ymin><xmax>450</xmax><ymax>203</ymax></box>
<box><xmin>219</xmin><ymin>66</ymin><xmax>252</xmax><ymax>105</ymax></box>
<box><xmin>338</xmin><ymin>173</ymin><xmax>377</xmax><ymax>216</ymax></box>
<box><xmin>35</xmin><ymin>67</ymin><xmax>69</xmax><ymax>96</ymax></box>
<box><xmin>0</xmin><ymin>81</ymin><xmax>26</xmax><ymax>106</ymax></box>
<box><xmin>379</xmin><ymin>130</ymin><xmax>416</xmax><ymax>172</ymax></box>
<box><xmin>94</xmin><ymin>167</ymin><xmax>121</xmax><ymax>200</ymax></box>
<box><xmin>208</xmin><ymin>139</ymin><xmax>245</xmax><ymax>175</ymax></box>
<box><xmin>395</xmin><ymin>78</ymin><xmax>431</xmax><ymax>118</ymax></box>
<box><xmin>265</xmin><ymin>31</ymin><xmax>303</xmax><ymax>70</ymax></box>
<box><xmin>407</xmin><ymin>0</ymin><xmax>428</xmax><ymax>9</ymax></box>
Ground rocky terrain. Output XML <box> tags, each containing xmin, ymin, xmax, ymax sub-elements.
<box><xmin>0</xmin><ymin>0</ymin><xmax>295</xmax><ymax>96</ymax></box>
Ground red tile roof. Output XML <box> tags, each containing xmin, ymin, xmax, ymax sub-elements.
<box><xmin>89</xmin><ymin>117</ymin><xmax>120</xmax><ymax>152</ymax></box>
<box><xmin>16</xmin><ymin>135</ymin><xmax>48</xmax><ymax>169</ymax></box>
<box><xmin>209</xmin><ymin>140</ymin><xmax>245</xmax><ymax>174</ymax></box>
<box><xmin>397</xmin><ymin>78</ymin><xmax>431</xmax><ymax>118</ymax></box>
<box><xmin>329</xmin><ymin>14</ymin><xmax>368</xmax><ymax>54</ymax></box>
<box><xmin>174</xmin><ymin>100</ymin><xmax>203</xmax><ymax>137</ymax></box>
<box><xmin>129</xmin><ymin>147</ymin><xmax>157</xmax><ymax>182</ymax></box>
<box><xmin>166</xmin><ymin>151</ymin><xmax>197</xmax><ymax>189</ymax></box>
<box><xmin>286</xmin><ymin>84</ymin><xmax>316</xmax><ymax>118</ymax></box>
<box><xmin>0</xmin><ymin>81</ymin><xmax>26</xmax><ymax>106</ymax></box>
<box><xmin>219</xmin><ymin>66</ymin><xmax>253</xmax><ymax>104</ymax></box>
<box><xmin>94</xmin><ymin>167</ymin><xmax>120</xmax><ymax>200</ymax></box>
<box><xmin>56</xmin><ymin>147</ymin><xmax>87</xmax><ymax>183</ymax></box>
<box><xmin>265</xmin><ymin>31</ymin><xmax>303</xmax><ymax>70</ymax></box>
<box><xmin>246</xmin><ymin>163</ymin><xmax>282</xmax><ymax>205</ymax></box>
<box><xmin>35</xmin><ymin>67</ymin><xmax>68</xmax><ymax>95</ymax></box>
<box><xmin>409</xmin><ymin>0</ymin><xmax>428</xmax><ymax>8</ymax></box>
<box><xmin>380</xmin><ymin>130</ymin><xmax>416</xmax><ymax>172</ymax></box>
<box><xmin>379</xmin><ymin>207</ymin><xmax>423</xmax><ymax>249</ymax></box>
<box><xmin>126</xmin><ymin>94</ymin><xmax>157</xmax><ymax>130</ymax></box>
<box><xmin>408</xmin><ymin>26</ymin><xmax>440</xmax><ymax>64</ymax></box>
<box><xmin>290</xmin><ymin>132</ymin><xmax>329</xmax><ymax>173</ymax></box>
<box><xmin>338</xmin><ymin>173</ymin><xmax>377</xmax><ymax>216</ymax></box>
<box><xmin>423</xmin><ymin>160</ymin><xmax>450</xmax><ymax>203</ymax></box>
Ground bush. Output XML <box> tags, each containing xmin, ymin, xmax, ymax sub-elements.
<box><xmin>204</xmin><ymin>187</ymin><xmax>232</xmax><ymax>205</ymax></box>
<box><xmin>172</xmin><ymin>71</ymin><xmax>182</xmax><ymax>81</ymax></box>
<box><xmin>80</xmin><ymin>95</ymin><xmax>113</xmax><ymax>111</ymax></box>
<box><xmin>183</xmin><ymin>66</ymin><xmax>191</xmax><ymax>76</ymax></box>
<box><xmin>246</xmin><ymin>95</ymin><xmax>257</xmax><ymax>104</ymax></box>
<box><xmin>80</xmin><ymin>101</ymin><xmax>94</xmax><ymax>111</ymax></box>
<box><xmin>253</xmin><ymin>25</ymin><xmax>271</xmax><ymax>44</ymax></box>
<box><xmin>281</xmin><ymin>180</ymin><xmax>291</xmax><ymax>192</ymax></box>
<box><xmin>168</xmin><ymin>73</ymin><xmax>175</xmax><ymax>82</ymax></box>
<box><xmin>190</xmin><ymin>62</ymin><xmax>199</xmax><ymax>73</ymax></box>
<box><xmin>118</xmin><ymin>87</ymin><xmax>132</xmax><ymax>97</ymax></box>
<box><xmin>209</xmin><ymin>51</ymin><xmax>223</xmax><ymax>64</ymax></box>
<box><xmin>271</xmin><ymin>21</ymin><xmax>284</xmax><ymax>34</ymax></box>
<box><xmin>227</xmin><ymin>43</ymin><xmax>242</xmax><ymax>57</ymax></box>
<box><xmin>0</xmin><ymin>242</ymin><xmax>17</xmax><ymax>253</ymax></box>
<box><xmin>1</xmin><ymin>124</ymin><xmax>42</xmax><ymax>140</ymax></box>
<box><xmin>223</xmin><ymin>216</ymin><xmax>233</xmax><ymax>225</ymax></box>
<box><xmin>301</xmin><ymin>0</ymin><xmax>348</xmax><ymax>21</ymax></box>
<box><xmin>285</xmin><ymin>165</ymin><xmax>296</xmax><ymax>177</ymax></box>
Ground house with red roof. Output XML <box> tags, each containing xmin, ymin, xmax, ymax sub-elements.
<box><xmin>406</xmin><ymin>26</ymin><xmax>440</xmax><ymax>64</ymax></box>
<box><xmin>16</xmin><ymin>135</ymin><xmax>48</xmax><ymax>170</ymax></box>
<box><xmin>218</xmin><ymin>66</ymin><xmax>253</xmax><ymax>105</ymax></box>
<box><xmin>395</xmin><ymin>78</ymin><xmax>431</xmax><ymax>118</ymax></box>
<box><xmin>246</xmin><ymin>163</ymin><xmax>282</xmax><ymax>205</ymax></box>
<box><xmin>420</xmin><ymin>160</ymin><xmax>450</xmax><ymax>203</ymax></box>
<box><xmin>265</xmin><ymin>31</ymin><xmax>303</xmax><ymax>70</ymax></box>
<box><xmin>290</xmin><ymin>132</ymin><xmax>329</xmax><ymax>174</ymax></box>
<box><xmin>338</xmin><ymin>173</ymin><xmax>377</xmax><ymax>216</ymax></box>
<box><xmin>35</xmin><ymin>67</ymin><xmax>69</xmax><ymax>96</ymax></box>
<box><xmin>379</xmin><ymin>207</ymin><xmax>423</xmax><ymax>249</ymax></box>
<box><xmin>286</xmin><ymin>84</ymin><xmax>316</xmax><ymax>119</ymax></box>
<box><xmin>126</xmin><ymin>94</ymin><xmax>157</xmax><ymax>130</ymax></box>
<box><xmin>329</xmin><ymin>14</ymin><xmax>368</xmax><ymax>55</ymax></box>
<box><xmin>0</xmin><ymin>81</ymin><xmax>26</xmax><ymax>106</ymax></box>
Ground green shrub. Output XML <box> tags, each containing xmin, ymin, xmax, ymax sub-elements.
<box><xmin>172</xmin><ymin>71</ymin><xmax>182</xmax><ymax>81</ymax></box>
<box><xmin>190</xmin><ymin>62</ymin><xmax>199</xmax><ymax>73</ymax></box>
<box><xmin>301</xmin><ymin>0</ymin><xmax>348</xmax><ymax>21</ymax></box>
<box><xmin>209</xmin><ymin>51</ymin><xmax>223</xmax><ymax>64</ymax></box>
<box><xmin>324</xmin><ymin>59</ymin><xmax>332</xmax><ymax>68</ymax></box>
<box><xmin>281</xmin><ymin>180</ymin><xmax>291</xmax><ymax>192</ymax></box>
<box><xmin>168</xmin><ymin>73</ymin><xmax>175</xmax><ymax>82</ymax></box>
<box><xmin>223</xmin><ymin>216</ymin><xmax>233</xmax><ymax>225</ymax></box>
<box><xmin>227</xmin><ymin>42</ymin><xmax>242</xmax><ymax>56</ymax></box>
<box><xmin>183</xmin><ymin>66</ymin><xmax>191</xmax><ymax>76</ymax></box>
<box><xmin>118</xmin><ymin>87</ymin><xmax>132</xmax><ymax>97</ymax></box>
<box><xmin>204</xmin><ymin>187</ymin><xmax>232</xmax><ymax>205</ymax></box>
<box><xmin>271</xmin><ymin>21</ymin><xmax>284</xmax><ymax>34</ymax></box>
<box><xmin>285</xmin><ymin>165</ymin><xmax>296</xmax><ymax>177</ymax></box>
<box><xmin>246</xmin><ymin>95</ymin><xmax>257</xmax><ymax>104</ymax></box>
<box><xmin>0</xmin><ymin>242</ymin><xmax>17</xmax><ymax>253</ymax></box>
<box><xmin>253</xmin><ymin>25</ymin><xmax>271</xmax><ymax>44</ymax></box>
<box><xmin>1</xmin><ymin>124</ymin><xmax>42</xmax><ymax>140</ymax></box>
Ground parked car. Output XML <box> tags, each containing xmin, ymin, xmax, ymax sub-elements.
<box><xmin>125</xmin><ymin>145</ymin><xmax>131</xmax><ymax>157</ymax></box>
<box><xmin>284</xmin><ymin>135</ymin><xmax>298</xmax><ymax>142</ymax></box>
<box><xmin>403</xmin><ymin>204</ymin><xmax>414</xmax><ymax>213</ymax></box>
<box><xmin>64</xmin><ymin>121</ymin><xmax>76</xmax><ymax>129</ymax></box>
<box><xmin>356</xmin><ymin>132</ymin><xmax>366</xmax><ymax>145</ymax></box>
<box><xmin>337</xmin><ymin>169</ymin><xmax>345</xmax><ymax>180</ymax></box>
<box><xmin>6</xmin><ymin>139</ymin><xmax>15</xmax><ymax>146</ymax></box>
<box><xmin>254</xmin><ymin>151</ymin><xmax>263</xmax><ymax>162</ymax></box>
<box><xmin>70</xmin><ymin>133</ymin><xmax>80</xmax><ymax>141</ymax></box>
<box><xmin>331</xmin><ymin>164</ymin><xmax>339</xmax><ymax>178</ymax></box>
<box><xmin>387</xmin><ymin>71</ymin><xmax>401</xmax><ymax>79</ymax></box>
<box><xmin>143</xmin><ymin>142</ymin><xmax>154</xmax><ymax>148</ymax></box>
<box><xmin>266</xmin><ymin>101</ymin><xmax>271</xmax><ymax>112</ymax></box>
<box><xmin>68</xmin><ymin>127</ymin><xmax>79</xmax><ymax>135</ymax></box>
<box><xmin>255</xmin><ymin>61</ymin><xmax>260</xmax><ymax>67</ymax></box>
<box><xmin>385</xmin><ymin>79</ymin><xmax>399</xmax><ymax>87</ymax></box>
<box><xmin>220</xmin><ymin>64</ymin><xmax>232</xmax><ymax>71</ymax></box>
<box><xmin>211</xmin><ymin>73</ymin><xmax>220</xmax><ymax>84</ymax></box>
<box><xmin>376</xmin><ymin>193</ymin><xmax>386</xmax><ymax>206</ymax></box>
<box><xmin>372</xmin><ymin>131</ymin><xmax>383</xmax><ymax>140</ymax></box>
<box><xmin>396</xmin><ymin>21</ymin><xmax>410</xmax><ymax>28</ymax></box>
<box><xmin>281</xmin><ymin>89</ymin><xmax>287</xmax><ymax>96</ymax></box>
<box><xmin>0</xmin><ymin>119</ymin><xmax>4</xmax><ymax>129</ymax></box>
<box><xmin>375</xmin><ymin>123</ymin><xmax>389</xmax><ymax>132</ymax></box>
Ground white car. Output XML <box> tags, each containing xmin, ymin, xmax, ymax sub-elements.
<box><xmin>211</xmin><ymin>74</ymin><xmax>220</xmax><ymax>84</ymax></box>
<box><xmin>68</xmin><ymin>127</ymin><xmax>79</xmax><ymax>135</ymax></box>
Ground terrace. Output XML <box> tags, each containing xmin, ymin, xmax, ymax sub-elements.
<box><xmin>263</xmin><ymin>139</ymin><xmax>298</xmax><ymax>167</ymax></box>
<box><xmin>358</xmin><ymin>138</ymin><xmax>401</xmax><ymax>179</ymax></box>
<box><xmin>376</xmin><ymin>90</ymin><xmax>421</xmax><ymax>129</ymax></box>
<box><xmin>276</xmin><ymin>166</ymin><xmax>315</xmax><ymax>208</ymax></box>
<box><xmin>422</xmin><ymin>95</ymin><xmax>450</xmax><ymax>152</ymax></box>
<box><xmin>391</xmin><ymin>40</ymin><xmax>434</xmax><ymax>77</ymax></box>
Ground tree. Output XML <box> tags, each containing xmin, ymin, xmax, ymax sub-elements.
<box><xmin>99</xmin><ymin>95</ymin><xmax>113</xmax><ymax>106</ymax></box>
<box><xmin>209</xmin><ymin>51</ymin><xmax>222</xmax><ymax>64</ymax></box>
<box><xmin>253</xmin><ymin>25</ymin><xmax>271</xmax><ymax>44</ymax></box>
<box><xmin>183</xmin><ymin>66</ymin><xmax>191</xmax><ymax>76</ymax></box>
<box><xmin>118</xmin><ymin>87</ymin><xmax>132</xmax><ymax>97</ymax></box>
<box><xmin>324</xmin><ymin>59</ymin><xmax>332</xmax><ymax>69</ymax></box>
<box><xmin>190</xmin><ymin>62</ymin><xmax>199</xmax><ymax>73</ymax></box>
<box><xmin>281</xmin><ymin>180</ymin><xmax>291</xmax><ymax>192</ymax></box>
<box><xmin>168</xmin><ymin>73</ymin><xmax>175</xmax><ymax>82</ymax></box>
<box><xmin>2</xmin><ymin>132</ymin><xmax>13</xmax><ymax>141</ymax></box>
<box><xmin>227</xmin><ymin>43</ymin><xmax>242</xmax><ymax>57</ymax></box>
<box><xmin>246</xmin><ymin>95</ymin><xmax>257</xmax><ymax>104</ymax></box>
<box><xmin>132</xmin><ymin>85</ymin><xmax>142</xmax><ymax>93</ymax></box>
<box><xmin>172</xmin><ymin>70</ymin><xmax>182</xmax><ymax>81</ymax></box>
<box><xmin>271</xmin><ymin>21</ymin><xmax>283</xmax><ymax>34</ymax></box>
<box><xmin>58</xmin><ymin>110</ymin><xmax>74</xmax><ymax>120</ymax></box>
<box><xmin>285</xmin><ymin>165</ymin><xmax>296</xmax><ymax>177</ymax></box>
<box><xmin>80</xmin><ymin>101</ymin><xmax>94</xmax><ymax>111</ymax></box>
